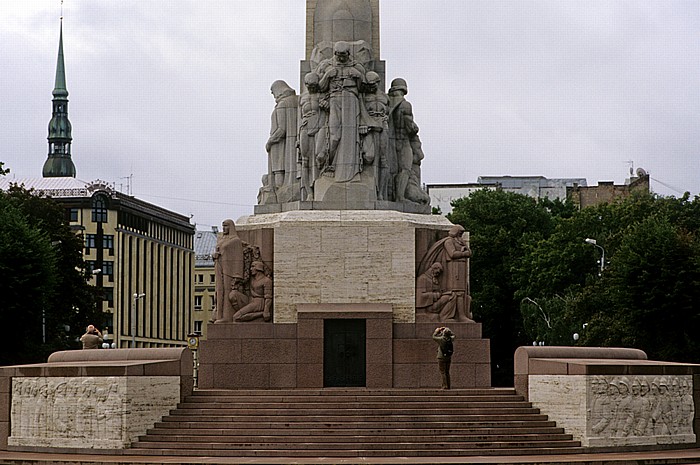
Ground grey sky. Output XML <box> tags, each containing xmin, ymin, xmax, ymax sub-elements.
<box><xmin>1</xmin><ymin>0</ymin><xmax>698</xmax><ymax>229</ymax></box>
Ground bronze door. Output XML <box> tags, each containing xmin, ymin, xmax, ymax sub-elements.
<box><xmin>323</xmin><ymin>319</ymin><xmax>366</xmax><ymax>387</ymax></box>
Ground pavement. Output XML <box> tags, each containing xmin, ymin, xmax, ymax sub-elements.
<box><xmin>1</xmin><ymin>448</ymin><xmax>700</xmax><ymax>465</ymax></box>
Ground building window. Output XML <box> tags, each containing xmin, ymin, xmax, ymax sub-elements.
<box><xmin>85</xmin><ymin>234</ymin><xmax>97</xmax><ymax>249</ymax></box>
<box><xmin>103</xmin><ymin>287</ymin><xmax>114</xmax><ymax>307</ymax></box>
<box><xmin>103</xmin><ymin>235</ymin><xmax>114</xmax><ymax>250</ymax></box>
<box><xmin>195</xmin><ymin>274</ymin><xmax>203</xmax><ymax>284</ymax></box>
<box><xmin>194</xmin><ymin>295</ymin><xmax>202</xmax><ymax>310</ymax></box>
<box><xmin>102</xmin><ymin>261</ymin><xmax>114</xmax><ymax>278</ymax></box>
<box><xmin>210</xmin><ymin>274</ymin><xmax>215</xmax><ymax>283</ymax></box>
<box><xmin>194</xmin><ymin>320</ymin><xmax>203</xmax><ymax>333</ymax></box>
<box><xmin>67</xmin><ymin>208</ymin><xmax>78</xmax><ymax>222</ymax></box>
<box><xmin>209</xmin><ymin>296</ymin><xmax>215</xmax><ymax>310</ymax></box>
<box><xmin>91</xmin><ymin>195</ymin><xmax>108</xmax><ymax>223</ymax></box>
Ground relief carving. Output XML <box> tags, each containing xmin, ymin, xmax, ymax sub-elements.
<box><xmin>587</xmin><ymin>375</ymin><xmax>694</xmax><ymax>440</ymax></box>
<box><xmin>11</xmin><ymin>377</ymin><xmax>123</xmax><ymax>442</ymax></box>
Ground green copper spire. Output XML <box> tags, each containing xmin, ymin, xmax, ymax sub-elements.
<box><xmin>43</xmin><ymin>18</ymin><xmax>76</xmax><ymax>178</ymax></box>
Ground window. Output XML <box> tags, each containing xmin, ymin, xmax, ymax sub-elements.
<box><xmin>91</xmin><ymin>194</ymin><xmax>108</xmax><ymax>223</ymax></box>
<box><xmin>210</xmin><ymin>274</ymin><xmax>215</xmax><ymax>283</ymax></box>
<box><xmin>67</xmin><ymin>208</ymin><xmax>78</xmax><ymax>222</ymax></box>
<box><xmin>195</xmin><ymin>274</ymin><xmax>204</xmax><ymax>284</ymax></box>
<box><xmin>102</xmin><ymin>261</ymin><xmax>114</xmax><ymax>277</ymax></box>
<box><xmin>194</xmin><ymin>295</ymin><xmax>202</xmax><ymax>310</ymax></box>
<box><xmin>85</xmin><ymin>234</ymin><xmax>97</xmax><ymax>249</ymax></box>
<box><xmin>194</xmin><ymin>321</ymin><xmax>203</xmax><ymax>333</ymax></box>
<box><xmin>209</xmin><ymin>296</ymin><xmax>215</xmax><ymax>310</ymax></box>
<box><xmin>103</xmin><ymin>235</ymin><xmax>114</xmax><ymax>250</ymax></box>
<box><xmin>103</xmin><ymin>287</ymin><xmax>114</xmax><ymax>307</ymax></box>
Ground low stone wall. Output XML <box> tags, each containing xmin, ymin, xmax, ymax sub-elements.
<box><xmin>514</xmin><ymin>346</ymin><xmax>700</xmax><ymax>449</ymax></box>
<box><xmin>0</xmin><ymin>348</ymin><xmax>193</xmax><ymax>452</ymax></box>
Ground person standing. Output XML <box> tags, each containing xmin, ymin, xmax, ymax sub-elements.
<box><xmin>80</xmin><ymin>325</ymin><xmax>103</xmax><ymax>349</ymax></box>
<box><xmin>432</xmin><ymin>327</ymin><xmax>455</xmax><ymax>389</ymax></box>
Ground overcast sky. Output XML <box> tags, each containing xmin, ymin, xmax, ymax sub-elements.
<box><xmin>1</xmin><ymin>1</ymin><xmax>698</xmax><ymax>229</ymax></box>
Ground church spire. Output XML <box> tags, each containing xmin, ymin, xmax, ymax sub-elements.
<box><xmin>43</xmin><ymin>16</ymin><xmax>76</xmax><ymax>178</ymax></box>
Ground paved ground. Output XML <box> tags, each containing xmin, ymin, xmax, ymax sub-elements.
<box><xmin>1</xmin><ymin>449</ymin><xmax>700</xmax><ymax>465</ymax></box>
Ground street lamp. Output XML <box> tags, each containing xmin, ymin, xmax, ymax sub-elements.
<box><xmin>131</xmin><ymin>293</ymin><xmax>145</xmax><ymax>348</ymax></box>
<box><xmin>585</xmin><ymin>238</ymin><xmax>605</xmax><ymax>274</ymax></box>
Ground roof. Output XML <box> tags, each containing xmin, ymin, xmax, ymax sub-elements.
<box><xmin>0</xmin><ymin>176</ymin><xmax>89</xmax><ymax>197</ymax></box>
<box><xmin>194</xmin><ymin>230</ymin><xmax>218</xmax><ymax>267</ymax></box>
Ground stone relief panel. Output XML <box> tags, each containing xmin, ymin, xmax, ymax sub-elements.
<box><xmin>587</xmin><ymin>375</ymin><xmax>694</xmax><ymax>443</ymax></box>
<box><xmin>9</xmin><ymin>376</ymin><xmax>180</xmax><ymax>449</ymax></box>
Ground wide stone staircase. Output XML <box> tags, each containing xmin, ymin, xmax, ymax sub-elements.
<box><xmin>127</xmin><ymin>388</ymin><xmax>583</xmax><ymax>458</ymax></box>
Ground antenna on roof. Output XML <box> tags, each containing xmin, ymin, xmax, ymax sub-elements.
<box><xmin>60</xmin><ymin>0</ymin><xmax>64</xmax><ymax>21</ymax></box>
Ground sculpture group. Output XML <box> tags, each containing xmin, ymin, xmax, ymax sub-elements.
<box><xmin>259</xmin><ymin>40</ymin><xmax>429</xmax><ymax>207</ymax></box>
<box><xmin>212</xmin><ymin>219</ymin><xmax>272</xmax><ymax>323</ymax></box>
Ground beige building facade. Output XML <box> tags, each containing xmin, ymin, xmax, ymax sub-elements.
<box><xmin>0</xmin><ymin>177</ymin><xmax>196</xmax><ymax>348</ymax></box>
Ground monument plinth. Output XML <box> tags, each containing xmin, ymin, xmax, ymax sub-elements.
<box><xmin>199</xmin><ymin>0</ymin><xmax>490</xmax><ymax>389</ymax></box>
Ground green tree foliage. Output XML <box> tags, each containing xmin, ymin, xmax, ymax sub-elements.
<box><xmin>449</xmin><ymin>189</ymin><xmax>700</xmax><ymax>385</ymax></box>
<box><xmin>448</xmin><ymin>189</ymin><xmax>561</xmax><ymax>385</ymax></box>
<box><xmin>0</xmin><ymin>171</ymin><xmax>100</xmax><ymax>365</ymax></box>
<box><xmin>517</xmin><ymin>192</ymin><xmax>700</xmax><ymax>364</ymax></box>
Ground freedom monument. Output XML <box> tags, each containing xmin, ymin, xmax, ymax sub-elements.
<box><xmin>1</xmin><ymin>0</ymin><xmax>698</xmax><ymax>460</ymax></box>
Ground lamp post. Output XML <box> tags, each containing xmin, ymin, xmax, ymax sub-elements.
<box><xmin>585</xmin><ymin>238</ymin><xmax>605</xmax><ymax>274</ymax></box>
<box><xmin>131</xmin><ymin>293</ymin><xmax>145</xmax><ymax>348</ymax></box>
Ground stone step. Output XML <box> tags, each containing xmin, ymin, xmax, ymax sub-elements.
<box><xmin>157</xmin><ymin>415</ymin><xmax>556</xmax><ymax>429</ymax></box>
<box><xmin>125</xmin><ymin>446</ymin><xmax>584</xmax><ymax>458</ymax></box>
<box><xmin>163</xmin><ymin>414</ymin><xmax>550</xmax><ymax>424</ymax></box>
<box><xmin>184</xmin><ymin>394</ymin><xmax>526</xmax><ymax>403</ymax></box>
<box><xmin>191</xmin><ymin>388</ymin><xmax>518</xmax><ymax>397</ymax></box>
<box><xmin>155</xmin><ymin>419</ymin><xmax>561</xmax><ymax>429</ymax></box>
<box><xmin>138</xmin><ymin>433</ymin><xmax>574</xmax><ymax>444</ymax></box>
<box><xmin>168</xmin><ymin>407</ymin><xmax>541</xmax><ymax>416</ymax></box>
<box><xmin>177</xmin><ymin>399</ymin><xmax>532</xmax><ymax>410</ymax></box>
<box><xmin>131</xmin><ymin>388</ymin><xmax>580</xmax><ymax>458</ymax></box>
<box><xmin>131</xmin><ymin>439</ymin><xmax>581</xmax><ymax>451</ymax></box>
<box><xmin>147</xmin><ymin>426</ymin><xmax>567</xmax><ymax>436</ymax></box>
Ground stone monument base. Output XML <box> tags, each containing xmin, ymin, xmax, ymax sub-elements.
<box><xmin>198</xmin><ymin>305</ymin><xmax>490</xmax><ymax>389</ymax></box>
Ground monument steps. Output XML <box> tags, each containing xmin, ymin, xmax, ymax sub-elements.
<box><xmin>128</xmin><ymin>388</ymin><xmax>583</xmax><ymax>457</ymax></box>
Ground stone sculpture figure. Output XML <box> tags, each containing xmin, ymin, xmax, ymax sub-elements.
<box><xmin>212</xmin><ymin>219</ymin><xmax>244</xmax><ymax>323</ymax></box>
<box><xmin>317</xmin><ymin>41</ymin><xmax>366</xmax><ymax>181</ymax></box>
<box><xmin>416</xmin><ymin>263</ymin><xmax>459</xmax><ymax>321</ymax></box>
<box><xmin>265</xmin><ymin>80</ymin><xmax>299</xmax><ymax>202</ymax></box>
<box><xmin>298</xmin><ymin>72</ymin><xmax>327</xmax><ymax>201</ymax></box>
<box><xmin>232</xmin><ymin>261</ymin><xmax>273</xmax><ymax>322</ymax></box>
<box><xmin>388</xmin><ymin>77</ymin><xmax>420</xmax><ymax>202</ymax></box>
<box><xmin>405</xmin><ymin>137</ymin><xmax>431</xmax><ymax>204</ymax></box>
<box><xmin>360</xmin><ymin>71</ymin><xmax>390</xmax><ymax>198</ymax></box>
<box><xmin>417</xmin><ymin>225</ymin><xmax>473</xmax><ymax>322</ymax></box>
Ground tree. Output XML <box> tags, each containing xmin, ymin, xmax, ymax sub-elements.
<box><xmin>448</xmin><ymin>189</ymin><xmax>561</xmax><ymax>385</ymax></box>
<box><xmin>0</xmin><ymin>168</ymin><xmax>100</xmax><ymax>364</ymax></box>
<box><xmin>516</xmin><ymin>192</ymin><xmax>700</xmax><ymax>364</ymax></box>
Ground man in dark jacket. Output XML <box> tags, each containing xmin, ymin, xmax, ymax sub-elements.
<box><xmin>432</xmin><ymin>326</ymin><xmax>455</xmax><ymax>389</ymax></box>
